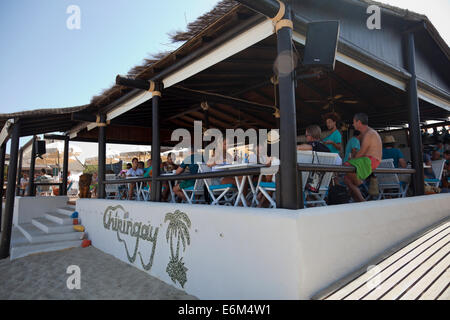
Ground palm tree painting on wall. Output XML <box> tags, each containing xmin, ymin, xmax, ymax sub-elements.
<box><xmin>165</xmin><ymin>210</ymin><xmax>192</xmax><ymax>288</ymax></box>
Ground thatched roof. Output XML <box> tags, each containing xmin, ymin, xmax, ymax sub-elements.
<box><xmin>88</xmin><ymin>0</ymin><xmax>450</xmax><ymax>112</ymax></box>
<box><xmin>0</xmin><ymin>0</ymin><xmax>448</xmax><ymax>134</ymax></box>
<box><xmin>0</xmin><ymin>105</ymin><xmax>90</xmax><ymax>121</ymax></box>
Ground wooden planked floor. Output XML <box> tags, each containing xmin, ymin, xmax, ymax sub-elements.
<box><xmin>321</xmin><ymin>220</ymin><xmax>450</xmax><ymax>300</ymax></box>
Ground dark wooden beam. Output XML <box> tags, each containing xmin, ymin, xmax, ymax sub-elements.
<box><xmin>72</xmin><ymin>112</ymin><xmax>97</xmax><ymax>123</ymax></box>
<box><xmin>0</xmin><ymin>121</ymin><xmax>20</xmax><ymax>259</ymax></box>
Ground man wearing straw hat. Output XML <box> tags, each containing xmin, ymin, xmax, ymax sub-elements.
<box><xmin>382</xmin><ymin>135</ymin><xmax>407</xmax><ymax>169</ymax></box>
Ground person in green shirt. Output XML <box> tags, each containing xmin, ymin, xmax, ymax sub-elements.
<box><xmin>323</xmin><ymin>112</ymin><xmax>342</xmax><ymax>154</ymax></box>
<box><xmin>172</xmin><ymin>147</ymin><xmax>203</xmax><ymax>202</ymax></box>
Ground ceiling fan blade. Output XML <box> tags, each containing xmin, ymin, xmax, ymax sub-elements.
<box><xmin>342</xmin><ymin>100</ymin><xmax>359</xmax><ymax>104</ymax></box>
<box><xmin>322</xmin><ymin>103</ymin><xmax>330</xmax><ymax>110</ymax></box>
<box><xmin>334</xmin><ymin>94</ymin><xmax>344</xmax><ymax>100</ymax></box>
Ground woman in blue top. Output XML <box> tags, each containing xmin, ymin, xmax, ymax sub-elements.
<box><xmin>323</xmin><ymin>112</ymin><xmax>342</xmax><ymax>154</ymax></box>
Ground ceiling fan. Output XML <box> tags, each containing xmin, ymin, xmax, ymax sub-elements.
<box><xmin>304</xmin><ymin>94</ymin><xmax>359</xmax><ymax>110</ymax></box>
<box><xmin>232</xmin><ymin>107</ymin><xmax>258</xmax><ymax>129</ymax></box>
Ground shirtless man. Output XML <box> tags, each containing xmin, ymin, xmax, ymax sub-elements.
<box><xmin>344</xmin><ymin>113</ymin><xmax>382</xmax><ymax>202</ymax></box>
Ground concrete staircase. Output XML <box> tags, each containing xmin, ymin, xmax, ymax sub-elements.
<box><xmin>11</xmin><ymin>205</ymin><xmax>84</xmax><ymax>260</ymax></box>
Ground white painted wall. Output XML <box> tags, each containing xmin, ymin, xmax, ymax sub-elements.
<box><xmin>76</xmin><ymin>194</ymin><xmax>450</xmax><ymax>300</ymax></box>
<box><xmin>77</xmin><ymin>199</ymin><xmax>301</xmax><ymax>299</ymax></box>
<box><xmin>13</xmin><ymin>196</ymin><xmax>69</xmax><ymax>225</ymax></box>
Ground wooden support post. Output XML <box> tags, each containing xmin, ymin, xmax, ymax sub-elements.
<box><xmin>0</xmin><ymin>143</ymin><xmax>6</xmax><ymax>231</ymax></box>
<box><xmin>98</xmin><ymin>114</ymin><xmax>106</xmax><ymax>199</ymax></box>
<box><xmin>27</xmin><ymin>136</ymin><xmax>37</xmax><ymax>197</ymax></box>
<box><xmin>16</xmin><ymin>148</ymin><xmax>23</xmax><ymax>196</ymax></box>
<box><xmin>0</xmin><ymin>121</ymin><xmax>20</xmax><ymax>259</ymax></box>
<box><xmin>405</xmin><ymin>32</ymin><xmax>425</xmax><ymax>196</ymax></box>
<box><xmin>151</xmin><ymin>86</ymin><xmax>162</xmax><ymax>202</ymax></box>
<box><xmin>61</xmin><ymin>137</ymin><xmax>69</xmax><ymax>196</ymax></box>
<box><xmin>276</xmin><ymin>2</ymin><xmax>301</xmax><ymax>209</ymax></box>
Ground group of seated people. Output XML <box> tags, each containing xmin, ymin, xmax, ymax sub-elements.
<box><xmin>111</xmin><ymin>153</ymin><xmax>180</xmax><ymax>201</ymax></box>
<box><xmin>101</xmin><ymin>111</ymin><xmax>449</xmax><ymax>206</ymax></box>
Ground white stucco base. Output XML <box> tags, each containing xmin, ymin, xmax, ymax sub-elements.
<box><xmin>76</xmin><ymin>194</ymin><xmax>450</xmax><ymax>300</ymax></box>
<box><xmin>13</xmin><ymin>196</ymin><xmax>69</xmax><ymax>225</ymax></box>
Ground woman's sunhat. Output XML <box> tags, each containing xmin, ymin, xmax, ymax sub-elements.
<box><xmin>383</xmin><ymin>135</ymin><xmax>396</xmax><ymax>144</ymax></box>
<box><xmin>267</xmin><ymin>130</ymin><xmax>280</xmax><ymax>145</ymax></box>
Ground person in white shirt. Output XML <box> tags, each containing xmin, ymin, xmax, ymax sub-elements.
<box><xmin>126</xmin><ymin>157</ymin><xmax>144</xmax><ymax>199</ymax></box>
<box><xmin>20</xmin><ymin>173</ymin><xmax>29</xmax><ymax>196</ymax></box>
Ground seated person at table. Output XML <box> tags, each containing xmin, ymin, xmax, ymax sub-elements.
<box><xmin>161</xmin><ymin>154</ymin><xmax>178</xmax><ymax>201</ymax></box>
<box><xmin>431</xmin><ymin>150</ymin><xmax>442</xmax><ymax>161</ymax></box>
<box><xmin>90</xmin><ymin>172</ymin><xmax>99</xmax><ymax>198</ymax></box>
<box><xmin>119</xmin><ymin>163</ymin><xmax>131</xmax><ymax>176</ymax></box>
<box><xmin>173</xmin><ymin>147</ymin><xmax>203</xmax><ymax>202</ymax></box>
<box><xmin>162</xmin><ymin>152</ymin><xmax>179</xmax><ymax>173</ymax></box>
<box><xmin>144</xmin><ymin>159</ymin><xmax>152</xmax><ymax>176</ymax></box>
<box><xmin>143</xmin><ymin>158</ymin><xmax>168</xmax><ymax>199</ymax></box>
<box><xmin>36</xmin><ymin>169</ymin><xmax>52</xmax><ymax>195</ymax></box>
<box><xmin>423</xmin><ymin>147</ymin><xmax>436</xmax><ymax>180</ymax></box>
<box><xmin>138</xmin><ymin>161</ymin><xmax>145</xmax><ymax>171</ymax></box>
<box><xmin>297</xmin><ymin>125</ymin><xmax>331</xmax><ymax>153</ymax></box>
<box><xmin>322</xmin><ymin>112</ymin><xmax>342</xmax><ymax>154</ymax></box>
<box><xmin>382</xmin><ymin>135</ymin><xmax>407</xmax><ymax>168</ymax></box>
<box><xmin>255</xmin><ymin>132</ymin><xmax>280</xmax><ymax>208</ymax></box>
<box><xmin>344</xmin><ymin>130</ymin><xmax>361</xmax><ymax>163</ymax></box>
<box><xmin>344</xmin><ymin>113</ymin><xmax>382</xmax><ymax>202</ymax></box>
<box><xmin>126</xmin><ymin>157</ymin><xmax>144</xmax><ymax>199</ymax></box>
<box><xmin>207</xmin><ymin>139</ymin><xmax>253</xmax><ymax>205</ymax></box>
<box><xmin>444</xmin><ymin>150</ymin><xmax>450</xmax><ymax>171</ymax></box>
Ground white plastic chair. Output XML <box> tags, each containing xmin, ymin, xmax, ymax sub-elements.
<box><xmin>425</xmin><ymin>159</ymin><xmax>446</xmax><ymax>188</ymax></box>
<box><xmin>198</xmin><ymin>163</ymin><xmax>237</xmax><ymax>206</ymax></box>
<box><xmin>297</xmin><ymin>151</ymin><xmax>338</xmax><ymax>207</ymax></box>
<box><xmin>105</xmin><ymin>174</ymin><xmax>120</xmax><ymax>199</ymax></box>
<box><xmin>376</xmin><ymin>158</ymin><xmax>409</xmax><ymax>199</ymax></box>
<box><xmin>181</xmin><ymin>166</ymin><xmax>205</xmax><ymax>204</ymax></box>
<box><xmin>252</xmin><ymin>174</ymin><xmax>277</xmax><ymax>208</ymax></box>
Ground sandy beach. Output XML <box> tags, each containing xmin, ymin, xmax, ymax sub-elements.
<box><xmin>0</xmin><ymin>246</ymin><xmax>198</xmax><ymax>300</ymax></box>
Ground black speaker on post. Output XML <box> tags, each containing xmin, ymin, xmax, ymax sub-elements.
<box><xmin>35</xmin><ymin>140</ymin><xmax>46</xmax><ymax>157</ymax></box>
<box><xmin>302</xmin><ymin>21</ymin><xmax>340</xmax><ymax>71</ymax></box>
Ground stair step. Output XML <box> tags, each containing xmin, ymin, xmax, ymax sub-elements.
<box><xmin>32</xmin><ymin>217</ymin><xmax>77</xmax><ymax>234</ymax></box>
<box><xmin>17</xmin><ymin>223</ymin><xmax>82</xmax><ymax>244</ymax></box>
<box><xmin>57</xmin><ymin>207</ymin><xmax>76</xmax><ymax>216</ymax></box>
<box><xmin>10</xmin><ymin>239</ymin><xmax>82</xmax><ymax>260</ymax></box>
<box><xmin>45</xmin><ymin>212</ymin><xmax>74</xmax><ymax>225</ymax></box>
<box><xmin>11</xmin><ymin>226</ymin><xmax>30</xmax><ymax>246</ymax></box>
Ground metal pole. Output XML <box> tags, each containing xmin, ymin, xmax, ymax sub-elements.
<box><xmin>16</xmin><ymin>148</ymin><xmax>23</xmax><ymax>196</ymax></box>
<box><xmin>0</xmin><ymin>121</ymin><xmax>20</xmax><ymax>259</ymax></box>
<box><xmin>276</xmin><ymin>2</ymin><xmax>301</xmax><ymax>209</ymax></box>
<box><xmin>405</xmin><ymin>32</ymin><xmax>425</xmax><ymax>196</ymax></box>
<box><xmin>27</xmin><ymin>136</ymin><xmax>37</xmax><ymax>197</ymax></box>
<box><xmin>0</xmin><ymin>143</ymin><xmax>6</xmax><ymax>231</ymax></box>
<box><xmin>98</xmin><ymin>114</ymin><xmax>106</xmax><ymax>199</ymax></box>
<box><xmin>151</xmin><ymin>89</ymin><xmax>161</xmax><ymax>202</ymax></box>
<box><xmin>61</xmin><ymin>137</ymin><xmax>69</xmax><ymax>196</ymax></box>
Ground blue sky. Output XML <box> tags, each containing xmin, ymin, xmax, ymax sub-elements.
<box><xmin>1</xmin><ymin>0</ymin><xmax>449</xmax><ymax>156</ymax></box>
<box><xmin>0</xmin><ymin>0</ymin><xmax>219</xmax><ymax>114</ymax></box>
